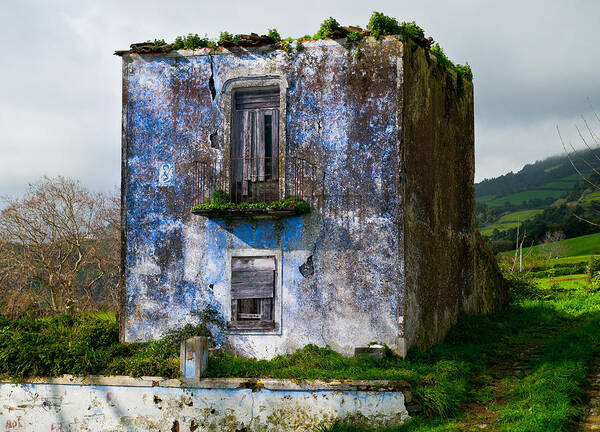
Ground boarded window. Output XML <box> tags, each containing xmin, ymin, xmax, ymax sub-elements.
<box><xmin>228</xmin><ymin>256</ymin><xmax>275</xmax><ymax>330</ymax></box>
<box><xmin>231</xmin><ymin>88</ymin><xmax>280</xmax><ymax>203</ymax></box>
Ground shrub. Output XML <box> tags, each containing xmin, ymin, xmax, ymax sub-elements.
<box><xmin>367</xmin><ymin>11</ymin><xmax>401</xmax><ymax>39</ymax></box>
<box><xmin>503</xmin><ymin>270</ymin><xmax>541</xmax><ymax>299</ymax></box>
<box><xmin>346</xmin><ymin>32</ymin><xmax>363</xmax><ymax>43</ymax></box>
<box><xmin>586</xmin><ymin>256</ymin><xmax>600</xmax><ymax>281</ymax></box>
<box><xmin>218</xmin><ymin>32</ymin><xmax>241</xmax><ymax>45</ymax></box>
<box><xmin>172</xmin><ymin>34</ymin><xmax>214</xmax><ymax>50</ymax></box>
<box><xmin>587</xmin><ymin>256</ymin><xmax>600</xmax><ymax>292</ymax></box>
<box><xmin>314</xmin><ymin>17</ymin><xmax>343</xmax><ymax>39</ymax></box>
<box><xmin>267</xmin><ymin>28</ymin><xmax>281</xmax><ymax>42</ymax></box>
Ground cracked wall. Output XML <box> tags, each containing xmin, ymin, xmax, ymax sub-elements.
<box><xmin>401</xmin><ymin>43</ymin><xmax>508</xmax><ymax>350</ymax></box>
<box><xmin>0</xmin><ymin>382</ymin><xmax>409</xmax><ymax>431</ymax></box>
<box><xmin>121</xmin><ymin>38</ymin><xmax>404</xmax><ymax>358</ymax></box>
<box><xmin>120</xmin><ymin>36</ymin><xmax>507</xmax><ymax>358</ymax></box>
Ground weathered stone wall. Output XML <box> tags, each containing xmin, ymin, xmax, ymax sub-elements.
<box><xmin>121</xmin><ymin>39</ymin><xmax>404</xmax><ymax>357</ymax></box>
<box><xmin>400</xmin><ymin>42</ymin><xmax>507</xmax><ymax>350</ymax></box>
<box><xmin>0</xmin><ymin>377</ymin><xmax>410</xmax><ymax>431</ymax></box>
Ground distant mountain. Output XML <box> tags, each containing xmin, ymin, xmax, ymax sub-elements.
<box><xmin>476</xmin><ymin>149</ymin><xmax>600</xmax><ymax>202</ymax></box>
<box><xmin>475</xmin><ymin>149</ymin><xmax>600</xmax><ymax>251</ymax></box>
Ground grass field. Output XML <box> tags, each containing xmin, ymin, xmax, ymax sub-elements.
<box><xmin>480</xmin><ymin>209</ymin><xmax>544</xmax><ymax>235</ymax></box>
<box><xmin>484</xmin><ymin>189</ymin><xmax>566</xmax><ymax>207</ymax></box>
<box><xmin>321</xmin><ymin>286</ymin><xmax>600</xmax><ymax>431</ymax></box>
<box><xmin>511</xmin><ymin>232</ymin><xmax>600</xmax><ymax>258</ymax></box>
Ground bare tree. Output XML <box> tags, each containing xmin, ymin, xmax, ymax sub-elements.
<box><xmin>540</xmin><ymin>230</ymin><xmax>567</xmax><ymax>259</ymax></box>
<box><xmin>0</xmin><ymin>177</ymin><xmax>120</xmax><ymax>316</ymax></box>
<box><xmin>557</xmin><ymin>100</ymin><xmax>600</xmax><ymax>225</ymax></box>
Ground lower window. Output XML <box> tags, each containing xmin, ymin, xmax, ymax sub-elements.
<box><xmin>227</xmin><ymin>256</ymin><xmax>275</xmax><ymax>330</ymax></box>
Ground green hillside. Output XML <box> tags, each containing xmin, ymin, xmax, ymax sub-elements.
<box><xmin>476</xmin><ymin>151</ymin><xmax>599</xmax><ymax>202</ymax></box>
<box><xmin>476</xmin><ymin>151</ymin><xmax>600</xmax><ymax>252</ymax></box>
<box><xmin>506</xmin><ymin>232</ymin><xmax>600</xmax><ymax>258</ymax></box>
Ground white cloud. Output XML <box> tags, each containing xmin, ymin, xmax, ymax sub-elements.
<box><xmin>1</xmin><ymin>0</ymin><xmax>599</xmax><ymax>196</ymax></box>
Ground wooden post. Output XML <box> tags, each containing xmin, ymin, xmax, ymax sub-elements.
<box><xmin>180</xmin><ymin>337</ymin><xmax>208</xmax><ymax>381</ymax></box>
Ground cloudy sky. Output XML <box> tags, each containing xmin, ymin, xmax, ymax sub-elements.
<box><xmin>1</xmin><ymin>0</ymin><xmax>599</xmax><ymax>196</ymax></box>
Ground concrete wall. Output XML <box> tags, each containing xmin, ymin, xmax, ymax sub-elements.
<box><xmin>0</xmin><ymin>377</ymin><xmax>410</xmax><ymax>431</ymax></box>
<box><xmin>400</xmin><ymin>42</ymin><xmax>507</xmax><ymax>350</ymax></box>
<box><xmin>121</xmin><ymin>39</ymin><xmax>404</xmax><ymax>357</ymax></box>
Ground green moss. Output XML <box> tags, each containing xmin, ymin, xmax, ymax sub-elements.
<box><xmin>430</xmin><ymin>43</ymin><xmax>473</xmax><ymax>83</ymax></box>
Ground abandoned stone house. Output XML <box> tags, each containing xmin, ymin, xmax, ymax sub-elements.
<box><xmin>117</xmin><ymin>35</ymin><xmax>507</xmax><ymax>359</ymax></box>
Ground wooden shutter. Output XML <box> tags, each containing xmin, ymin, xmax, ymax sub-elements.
<box><xmin>228</xmin><ymin>256</ymin><xmax>275</xmax><ymax>330</ymax></box>
<box><xmin>231</xmin><ymin>88</ymin><xmax>280</xmax><ymax>199</ymax></box>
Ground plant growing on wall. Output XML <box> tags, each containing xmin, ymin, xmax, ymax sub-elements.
<box><xmin>192</xmin><ymin>190</ymin><xmax>310</xmax><ymax>214</ymax></box>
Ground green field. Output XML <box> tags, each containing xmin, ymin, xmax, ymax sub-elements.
<box><xmin>485</xmin><ymin>188</ymin><xmax>566</xmax><ymax>207</ymax></box>
<box><xmin>516</xmin><ymin>232</ymin><xmax>600</xmax><ymax>257</ymax></box>
<box><xmin>480</xmin><ymin>209</ymin><xmax>544</xmax><ymax>235</ymax></box>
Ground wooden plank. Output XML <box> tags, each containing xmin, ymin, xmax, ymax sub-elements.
<box><xmin>271</xmin><ymin>109</ymin><xmax>279</xmax><ymax>180</ymax></box>
<box><xmin>257</xmin><ymin>112</ymin><xmax>265</xmax><ymax>181</ymax></box>
<box><xmin>260</xmin><ymin>298</ymin><xmax>273</xmax><ymax>320</ymax></box>
<box><xmin>234</xmin><ymin>90</ymin><xmax>279</xmax><ymax>110</ymax></box>
<box><xmin>227</xmin><ymin>320</ymin><xmax>275</xmax><ymax>330</ymax></box>
<box><xmin>235</xmin><ymin>101</ymin><xmax>279</xmax><ymax>110</ymax></box>
<box><xmin>232</xmin><ymin>257</ymin><xmax>275</xmax><ymax>271</ymax></box>
<box><xmin>241</xmin><ymin>110</ymin><xmax>252</xmax><ymax>196</ymax></box>
<box><xmin>238</xmin><ymin>313</ymin><xmax>262</xmax><ymax>319</ymax></box>
<box><xmin>231</xmin><ymin>270</ymin><xmax>274</xmax><ymax>299</ymax></box>
<box><xmin>238</xmin><ymin>298</ymin><xmax>258</xmax><ymax>314</ymax></box>
<box><xmin>231</xmin><ymin>299</ymin><xmax>238</xmax><ymax>321</ymax></box>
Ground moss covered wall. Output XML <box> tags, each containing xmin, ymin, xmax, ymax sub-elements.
<box><xmin>401</xmin><ymin>42</ymin><xmax>507</xmax><ymax>350</ymax></box>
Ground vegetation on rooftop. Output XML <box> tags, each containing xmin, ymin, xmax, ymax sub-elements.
<box><xmin>132</xmin><ymin>12</ymin><xmax>472</xmax><ymax>81</ymax></box>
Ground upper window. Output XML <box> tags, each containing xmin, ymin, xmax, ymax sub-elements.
<box><xmin>227</xmin><ymin>255</ymin><xmax>276</xmax><ymax>331</ymax></box>
<box><xmin>230</xmin><ymin>88</ymin><xmax>280</xmax><ymax>203</ymax></box>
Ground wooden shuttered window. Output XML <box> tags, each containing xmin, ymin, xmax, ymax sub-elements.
<box><xmin>228</xmin><ymin>256</ymin><xmax>275</xmax><ymax>330</ymax></box>
<box><xmin>231</xmin><ymin>88</ymin><xmax>280</xmax><ymax>203</ymax></box>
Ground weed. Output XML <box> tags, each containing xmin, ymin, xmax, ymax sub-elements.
<box><xmin>281</xmin><ymin>41</ymin><xmax>292</xmax><ymax>54</ymax></box>
<box><xmin>218</xmin><ymin>31</ymin><xmax>241</xmax><ymax>45</ymax></box>
<box><xmin>314</xmin><ymin>17</ymin><xmax>344</xmax><ymax>40</ymax></box>
<box><xmin>192</xmin><ymin>193</ymin><xmax>310</xmax><ymax>214</ymax></box>
<box><xmin>347</xmin><ymin>32</ymin><xmax>363</xmax><ymax>43</ymax></box>
<box><xmin>172</xmin><ymin>34</ymin><xmax>215</xmax><ymax>50</ymax></box>
<box><xmin>354</xmin><ymin>48</ymin><xmax>364</xmax><ymax>59</ymax></box>
<box><xmin>367</xmin><ymin>11</ymin><xmax>402</xmax><ymax>40</ymax></box>
<box><xmin>267</xmin><ymin>28</ymin><xmax>281</xmax><ymax>42</ymax></box>
<box><xmin>586</xmin><ymin>256</ymin><xmax>600</xmax><ymax>291</ymax></box>
<box><xmin>295</xmin><ymin>41</ymin><xmax>304</xmax><ymax>51</ymax></box>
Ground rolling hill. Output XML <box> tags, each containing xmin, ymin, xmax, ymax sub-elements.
<box><xmin>476</xmin><ymin>149</ymin><xmax>600</xmax><ymax>249</ymax></box>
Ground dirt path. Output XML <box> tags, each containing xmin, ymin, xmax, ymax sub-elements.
<box><xmin>540</xmin><ymin>276</ymin><xmax>587</xmax><ymax>283</ymax></box>
<box><xmin>453</xmin><ymin>319</ymin><xmax>579</xmax><ymax>431</ymax></box>
<box><xmin>579</xmin><ymin>361</ymin><xmax>600</xmax><ymax>431</ymax></box>
<box><xmin>454</xmin><ymin>344</ymin><xmax>541</xmax><ymax>431</ymax></box>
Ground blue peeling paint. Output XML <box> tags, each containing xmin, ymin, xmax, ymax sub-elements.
<box><xmin>123</xmin><ymin>40</ymin><xmax>405</xmax><ymax>357</ymax></box>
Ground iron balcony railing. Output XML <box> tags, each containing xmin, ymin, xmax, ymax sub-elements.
<box><xmin>191</xmin><ymin>156</ymin><xmax>321</xmax><ymax>205</ymax></box>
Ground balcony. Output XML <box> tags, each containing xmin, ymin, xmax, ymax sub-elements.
<box><xmin>191</xmin><ymin>156</ymin><xmax>320</xmax><ymax>218</ymax></box>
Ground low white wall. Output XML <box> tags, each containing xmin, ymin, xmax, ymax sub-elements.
<box><xmin>0</xmin><ymin>376</ymin><xmax>411</xmax><ymax>431</ymax></box>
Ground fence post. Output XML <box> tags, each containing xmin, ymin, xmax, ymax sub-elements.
<box><xmin>180</xmin><ymin>337</ymin><xmax>208</xmax><ymax>381</ymax></box>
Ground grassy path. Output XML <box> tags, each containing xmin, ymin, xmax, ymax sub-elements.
<box><xmin>322</xmin><ymin>291</ymin><xmax>600</xmax><ymax>432</ymax></box>
<box><xmin>578</xmin><ymin>361</ymin><xmax>600</xmax><ymax>431</ymax></box>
